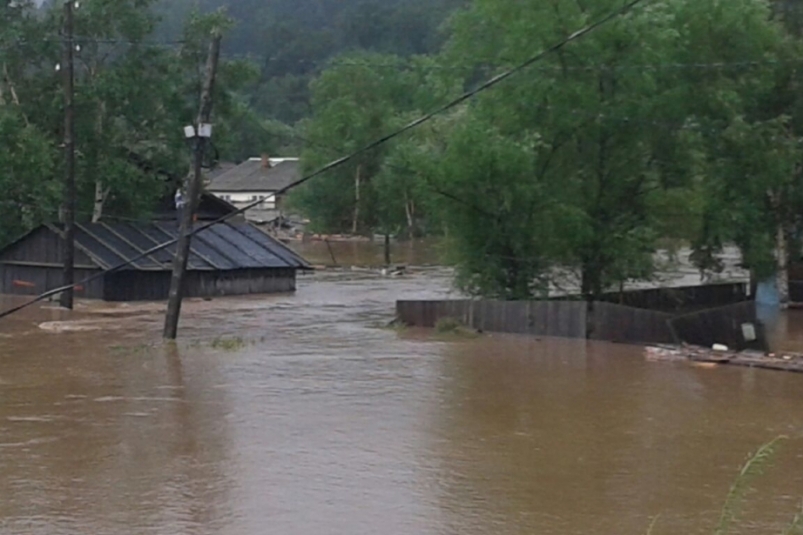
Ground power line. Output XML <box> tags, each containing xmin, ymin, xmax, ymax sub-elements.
<box><xmin>7</xmin><ymin>36</ymin><xmax>803</xmax><ymax>73</ymax></box>
<box><xmin>274</xmin><ymin>0</ymin><xmax>647</xmax><ymax>194</ymax></box>
<box><xmin>0</xmin><ymin>0</ymin><xmax>645</xmax><ymax>321</ymax></box>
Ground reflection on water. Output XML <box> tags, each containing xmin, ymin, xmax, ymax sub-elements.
<box><xmin>1</xmin><ymin>273</ymin><xmax>802</xmax><ymax>535</ymax></box>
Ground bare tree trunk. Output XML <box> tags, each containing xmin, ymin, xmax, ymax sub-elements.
<box><xmin>91</xmin><ymin>101</ymin><xmax>109</xmax><ymax>223</ymax></box>
<box><xmin>404</xmin><ymin>195</ymin><xmax>415</xmax><ymax>235</ymax></box>
<box><xmin>776</xmin><ymin>222</ymin><xmax>790</xmax><ymax>308</ymax></box>
<box><xmin>92</xmin><ymin>181</ymin><xmax>110</xmax><ymax>222</ymax></box>
<box><xmin>768</xmin><ymin>188</ymin><xmax>790</xmax><ymax>308</ymax></box>
<box><xmin>2</xmin><ymin>63</ymin><xmax>28</xmax><ymax>125</ymax></box>
<box><xmin>352</xmin><ymin>165</ymin><xmax>362</xmax><ymax>235</ymax></box>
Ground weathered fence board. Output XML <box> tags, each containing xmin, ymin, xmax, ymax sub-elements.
<box><xmin>397</xmin><ymin>297</ymin><xmax>764</xmax><ymax>349</ymax></box>
<box><xmin>597</xmin><ymin>282</ymin><xmax>749</xmax><ymax>312</ymax></box>
<box><xmin>590</xmin><ymin>302</ymin><xmax>676</xmax><ymax>345</ymax></box>
<box><xmin>790</xmin><ymin>280</ymin><xmax>803</xmax><ymax>303</ymax></box>
<box><xmin>669</xmin><ymin>301</ymin><xmax>766</xmax><ymax>352</ymax></box>
<box><xmin>396</xmin><ymin>300</ymin><xmax>586</xmax><ymax>339</ymax></box>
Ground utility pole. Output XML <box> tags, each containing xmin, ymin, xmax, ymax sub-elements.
<box><xmin>60</xmin><ymin>0</ymin><xmax>76</xmax><ymax>310</ymax></box>
<box><xmin>163</xmin><ymin>32</ymin><xmax>222</xmax><ymax>340</ymax></box>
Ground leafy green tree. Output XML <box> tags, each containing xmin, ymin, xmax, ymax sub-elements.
<box><xmin>672</xmin><ymin>0</ymin><xmax>800</xmax><ymax>303</ymax></box>
<box><xmin>0</xmin><ymin>1</ymin><xmax>62</xmax><ymax>245</ymax></box>
<box><xmin>0</xmin><ymin>1</ymin><xmax>268</xmax><ymax>244</ymax></box>
<box><xmin>0</xmin><ymin>109</ymin><xmax>59</xmax><ymax>246</ymax></box>
<box><xmin>292</xmin><ymin>53</ymin><xmax>424</xmax><ymax>234</ymax></box>
<box><xmin>421</xmin><ymin>0</ymin><xmax>702</xmax><ymax>301</ymax></box>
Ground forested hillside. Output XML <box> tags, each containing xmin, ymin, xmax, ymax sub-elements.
<box><xmin>155</xmin><ymin>0</ymin><xmax>465</xmax><ymax>123</ymax></box>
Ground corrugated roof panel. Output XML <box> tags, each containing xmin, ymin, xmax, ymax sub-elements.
<box><xmin>205</xmin><ymin>224</ymin><xmax>288</xmax><ymax>268</ymax></box>
<box><xmin>233</xmin><ymin>224</ymin><xmax>310</xmax><ymax>268</ymax></box>
<box><xmin>106</xmin><ymin>223</ymin><xmax>174</xmax><ymax>266</ymax></box>
<box><xmin>80</xmin><ymin>224</ymin><xmax>160</xmax><ymax>269</ymax></box>
<box><xmin>135</xmin><ymin>224</ymin><xmax>179</xmax><ymax>256</ymax></box>
<box><xmin>184</xmin><ymin>230</ymin><xmax>238</xmax><ymax>270</ymax></box>
<box><xmin>150</xmin><ymin>223</ymin><xmax>215</xmax><ymax>270</ymax></box>
<box><xmin>192</xmin><ymin>225</ymin><xmax>264</xmax><ymax>269</ymax></box>
<box><xmin>65</xmin><ymin>221</ymin><xmax>308</xmax><ymax>273</ymax></box>
<box><xmin>74</xmin><ymin>227</ymin><xmax>129</xmax><ymax>270</ymax></box>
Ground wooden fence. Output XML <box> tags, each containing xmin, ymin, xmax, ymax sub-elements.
<box><xmin>590</xmin><ymin>302</ymin><xmax>676</xmax><ymax>345</ymax></box>
<box><xmin>596</xmin><ymin>282</ymin><xmax>749</xmax><ymax>312</ymax></box>
<box><xmin>397</xmin><ymin>297</ymin><xmax>764</xmax><ymax>349</ymax></box>
<box><xmin>668</xmin><ymin>301</ymin><xmax>766</xmax><ymax>352</ymax></box>
<box><xmin>395</xmin><ymin>299</ymin><xmax>587</xmax><ymax>339</ymax></box>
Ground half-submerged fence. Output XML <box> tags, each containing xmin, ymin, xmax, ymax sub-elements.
<box><xmin>397</xmin><ymin>282</ymin><xmax>763</xmax><ymax>348</ymax></box>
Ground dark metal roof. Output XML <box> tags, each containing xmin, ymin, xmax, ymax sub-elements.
<box><xmin>208</xmin><ymin>160</ymin><xmax>299</xmax><ymax>193</ymax></box>
<box><xmin>72</xmin><ymin>221</ymin><xmax>311</xmax><ymax>272</ymax></box>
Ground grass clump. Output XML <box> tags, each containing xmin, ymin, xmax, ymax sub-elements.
<box><xmin>714</xmin><ymin>436</ymin><xmax>787</xmax><ymax>535</ymax></box>
<box><xmin>435</xmin><ymin>317</ymin><xmax>463</xmax><ymax>333</ymax></box>
<box><xmin>210</xmin><ymin>336</ymin><xmax>246</xmax><ymax>351</ymax></box>
<box><xmin>647</xmin><ymin>436</ymin><xmax>799</xmax><ymax>535</ymax></box>
<box><xmin>435</xmin><ymin>317</ymin><xmax>480</xmax><ymax>338</ymax></box>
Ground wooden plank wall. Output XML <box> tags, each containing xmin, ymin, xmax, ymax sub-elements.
<box><xmin>0</xmin><ymin>265</ymin><xmax>104</xmax><ymax>299</ymax></box>
<box><xmin>790</xmin><ymin>281</ymin><xmax>803</xmax><ymax>303</ymax></box>
<box><xmin>596</xmin><ymin>282</ymin><xmax>749</xmax><ymax>312</ymax></box>
<box><xmin>102</xmin><ymin>268</ymin><xmax>298</xmax><ymax>301</ymax></box>
<box><xmin>186</xmin><ymin>269</ymin><xmax>296</xmax><ymax>298</ymax></box>
<box><xmin>396</xmin><ymin>300</ymin><xmax>587</xmax><ymax>339</ymax></box>
<box><xmin>0</xmin><ymin>227</ymin><xmax>95</xmax><ymax>266</ymax></box>
<box><xmin>397</xmin><ymin>298</ymin><xmax>761</xmax><ymax>348</ymax></box>
<box><xmin>668</xmin><ymin>301</ymin><xmax>765</xmax><ymax>351</ymax></box>
<box><xmin>590</xmin><ymin>302</ymin><xmax>676</xmax><ymax>345</ymax></box>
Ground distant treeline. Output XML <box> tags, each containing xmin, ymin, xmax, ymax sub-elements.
<box><xmin>155</xmin><ymin>0</ymin><xmax>467</xmax><ymax>123</ymax></box>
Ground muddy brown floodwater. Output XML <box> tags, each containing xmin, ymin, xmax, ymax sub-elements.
<box><xmin>1</xmin><ymin>269</ymin><xmax>803</xmax><ymax>535</ymax></box>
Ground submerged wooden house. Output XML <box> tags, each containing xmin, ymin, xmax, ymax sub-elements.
<box><xmin>0</xmin><ymin>193</ymin><xmax>311</xmax><ymax>301</ymax></box>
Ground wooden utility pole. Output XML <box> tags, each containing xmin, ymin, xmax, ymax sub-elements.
<box><xmin>60</xmin><ymin>0</ymin><xmax>76</xmax><ymax>310</ymax></box>
<box><xmin>163</xmin><ymin>32</ymin><xmax>222</xmax><ymax>340</ymax></box>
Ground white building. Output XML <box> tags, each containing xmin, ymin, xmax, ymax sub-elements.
<box><xmin>207</xmin><ymin>156</ymin><xmax>299</xmax><ymax>224</ymax></box>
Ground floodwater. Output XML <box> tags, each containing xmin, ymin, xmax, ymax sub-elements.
<box><xmin>2</xmin><ymin>268</ymin><xmax>803</xmax><ymax>535</ymax></box>
<box><xmin>290</xmin><ymin>237</ymin><xmax>446</xmax><ymax>267</ymax></box>
<box><xmin>291</xmin><ymin>238</ymin><xmax>749</xmax><ymax>290</ymax></box>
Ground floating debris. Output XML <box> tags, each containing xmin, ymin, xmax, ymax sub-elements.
<box><xmin>645</xmin><ymin>344</ymin><xmax>803</xmax><ymax>374</ymax></box>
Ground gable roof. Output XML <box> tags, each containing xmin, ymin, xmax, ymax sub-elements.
<box><xmin>152</xmin><ymin>191</ymin><xmax>242</xmax><ymax>221</ymax></box>
<box><xmin>206</xmin><ymin>161</ymin><xmax>238</xmax><ymax>180</ymax></box>
<box><xmin>62</xmin><ymin>221</ymin><xmax>311</xmax><ymax>272</ymax></box>
<box><xmin>208</xmin><ymin>159</ymin><xmax>300</xmax><ymax>193</ymax></box>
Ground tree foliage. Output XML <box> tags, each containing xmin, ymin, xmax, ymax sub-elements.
<box><xmin>154</xmin><ymin>0</ymin><xmax>465</xmax><ymax>124</ymax></box>
<box><xmin>0</xmin><ymin>1</ymin><xmax>271</xmax><ymax>244</ymax></box>
<box><xmin>296</xmin><ymin>0</ymin><xmax>803</xmax><ymax>302</ymax></box>
<box><xmin>291</xmin><ymin>52</ymin><xmax>448</xmax><ymax>236</ymax></box>
<box><xmin>7</xmin><ymin>0</ymin><xmax>803</xmax><ymax>305</ymax></box>
<box><xmin>412</xmin><ymin>0</ymin><xmax>705</xmax><ymax>299</ymax></box>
